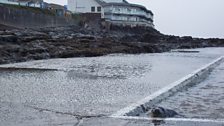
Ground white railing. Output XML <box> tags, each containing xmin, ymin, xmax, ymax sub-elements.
<box><xmin>104</xmin><ymin>6</ymin><xmax>152</xmax><ymax>19</ymax></box>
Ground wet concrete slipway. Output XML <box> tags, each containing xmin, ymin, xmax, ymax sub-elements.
<box><xmin>0</xmin><ymin>47</ymin><xmax>224</xmax><ymax>126</ymax></box>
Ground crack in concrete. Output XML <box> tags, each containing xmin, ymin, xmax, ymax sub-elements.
<box><xmin>26</xmin><ymin>105</ymin><xmax>106</xmax><ymax>126</ymax></box>
<box><xmin>73</xmin><ymin>118</ymin><xmax>83</xmax><ymax>126</ymax></box>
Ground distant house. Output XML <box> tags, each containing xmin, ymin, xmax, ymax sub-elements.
<box><xmin>17</xmin><ymin>0</ymin><xmax>44</xmax><ymax>8</ymax></box>
<box><xmin>64</xmin><ymin>5</ymin><xmax>68</xmax><ymax>10</ymax></box>
<box><xmin>67</xmin><ymin>0</ymin><xmax>154</xmax><ymax>27</ymax></box>
<box><xmin>47</xmin><ymin>3</ymin><xmax>67</xmax><ymax>16</ymax></box>
<box><xmin>0</xmin><ymin>0</ymin><xmax>19</xmax><ymax>5</ymax></box>
<box><xmin>0</xmin><ymin>0</ymin><xmax>45</xmax><ymax>8</ymax></box>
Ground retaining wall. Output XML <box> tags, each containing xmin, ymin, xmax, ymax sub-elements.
<box><xmin>0</xmin><ymin>4</ymin><xmax>78</xmax><ymax>28</ymax></box>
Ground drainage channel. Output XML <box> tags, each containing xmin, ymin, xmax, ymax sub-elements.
<box><xmin>111</xmin><ymin>56</ymin><xmax>224</xmax><ymax>123</ymax></box>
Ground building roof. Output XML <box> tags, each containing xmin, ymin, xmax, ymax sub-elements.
<box><xmin>94</xmin><ymin>0</ymin><xmax>106</xmax><ymax>5</ymax></box>
<box><xmin>123</xmin><ymin>0</ymin><xmax>128</xmax><ymax>3</ymax></box>
<box><xmin>95</xmin><ymin>0</ymin><xmax>128</xmax><ymax>4</ymax></box>
<box><xmin>15</xmin><ymin>0</ymin><xmax>43</xmax><ymax>3</ymax></box>
<box><xmin>48</xmin><ymin>3</ymin><xmax>64</xmax><ymax>9</ymax></box>
<box><xmin>94</xmin><ymin>0</ymin><xmax>153</xmax><ymax>15</ymax></box>
<box><xmin>95</xmin><ymin>0</ymin><xmax>129</xmax><ymax>6</ymax></box>
<box><xmin>102</xmin><ymin>2</ymin><xmax>153</xmax><ymax>15</ymax></box>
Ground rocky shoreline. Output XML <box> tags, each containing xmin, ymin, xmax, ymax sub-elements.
<box><xmin>0</xmin><ymin>25</ymin><xmax>224</xmax><ymax>64</ymax></box>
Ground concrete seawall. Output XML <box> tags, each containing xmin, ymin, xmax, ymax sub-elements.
<box><xmin>112</xmin><ymin>56</ymin><xmax>224</xmax><ymax>117</ymax></box>
<box><xmin>0</xmin><ymin>4</ymin><xmax>78</xmax><ymax>28</ymax></box>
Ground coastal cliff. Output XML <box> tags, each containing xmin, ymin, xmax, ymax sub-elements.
<box><xmin>0</xmin><ymin>4</ymin><xmax>224</xmax><ymax>64</ymax></box>
<box><xmin>0</xmin><ymin>25</ymin><xmax>224</xmax><ymax>64</ymax></box>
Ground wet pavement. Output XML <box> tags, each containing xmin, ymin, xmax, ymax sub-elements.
<box><xmin>0</xmin><ymin>101</ymin><xmax>79</xmax><ymax>126</ymax></box>
<box><xmin>0</xmin><ymin>47</ymin><xmax>224</xmax><ymax>125</ymax></box>
<box><xmin>78</xmin><ymin>117</ymin><xmax>224</xmax><ymax>126</ymax></box>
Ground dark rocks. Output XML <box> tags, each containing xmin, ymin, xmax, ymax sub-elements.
<box><xmin>0</xmin><ymin>25</ymin><xmax>224</xmax><ymax>64</ymax></box>
<box><xmin>0</xmin><ymin>35</ymin><xmax>18</xmax><ymax>43</ymax></box>
<box><xmin>151</xmin><ymin>107</ymin><xmax>179</xmax><ymax>118</ymax></box>
<box><xmin>0</xmin><ymin>24</ymin><xmax>18</xmax><ymax>30</ymax></box>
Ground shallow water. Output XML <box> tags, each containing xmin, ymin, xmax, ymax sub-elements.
<box><xmin>142</xmin><ymin>60</ymin><xmax>224</xmax><ymax>120</ymax></box>
<box><xmin>0</xmin><ymin>47</ymin><xmax>224</xmax><ymax>123</ymax></box>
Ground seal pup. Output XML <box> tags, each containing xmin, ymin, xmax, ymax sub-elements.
<box><xmin>151</xmin><ymin>107</ymin><xmax>179</xmax><ymax>118</ymax></box>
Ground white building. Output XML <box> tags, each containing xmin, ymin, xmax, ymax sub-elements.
<box><xmin>67</xmin><ymin>0</ymin><xmax>154</xmax><ymax>27</ymax></box>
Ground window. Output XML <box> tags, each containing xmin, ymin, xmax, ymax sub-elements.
<box><xmin>97</xmin><ymin>7</ymin><xmax>101</xmax><ymax>12</ymax></box>
<box><xmin>91</xmin><ymin>6</ymin><xmax>95</xmax><ymax>12</ymax></box>
<box><xmin>115</xmin><ymin>8</ymin><xmax>121</xmax><ymax>12</ymax></box>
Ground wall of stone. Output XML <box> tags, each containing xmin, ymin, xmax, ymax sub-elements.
<box><xmin>0</xmin><ymin>4</ymin><xmax>78</xmax><ymax>28</ymax></box>
<box><xmin>79</xmin><ymin>13</ymin><xmax>102</xmax><ymax>30</ymax></box>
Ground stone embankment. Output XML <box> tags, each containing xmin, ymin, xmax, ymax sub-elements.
<box><xmin>0</xmin><ymin>3</ymin><xmax>78</xmax><ymax>28</ymax></box>
<box><xmin>0</xmin><ymin>25</ymin><xmax>224</xmax><ymax>64</ymax></box>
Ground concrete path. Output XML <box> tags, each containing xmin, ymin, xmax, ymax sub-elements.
<box><xmin>0</xmin><ymin>47</ymin><xmax>224</xmax><ymax>126</ymax></box>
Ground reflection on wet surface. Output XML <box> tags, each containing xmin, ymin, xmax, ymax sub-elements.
<box><xmin>0</xmin><ymin>51</ymin><xmax>215</xmax><ymax>116</ymax></box>
<box><xmin>151</xmin><ymin>119</ymin><xmax>166</xmax><ymax>126</ymax></box>
<box><xmin>0</xmin><ymin>47</ymin><xmax>224</xmax><ymax>125</ymax></box>
<box><xmin>66</xmin><ymin>63</ymin><xmax>151</xmax><ymax>79</ymax></box>
<box><xmin>145</xmin><ymin>62</ymin><xmax>224</xmax><ymax>119</ymax></box>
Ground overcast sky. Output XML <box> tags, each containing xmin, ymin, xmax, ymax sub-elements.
<box><xmin>45</xmin><ymin>0</ymin><xmax>224</xmax><ymax>38</ymax></box>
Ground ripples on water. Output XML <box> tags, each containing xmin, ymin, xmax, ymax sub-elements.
<box><xmin>144</xmin><ymin>62</ymin><xmax>224</xmax><ymax>120</ymax></box>
<box><xmin>67</xmin><ymin>63</ymin><xmax>151</xmax><ymax>79</ymax></box>
<box><xmin>1</xmin><ymin>47</ymin><xmax>224</xmax><ymax>119</ymax></box>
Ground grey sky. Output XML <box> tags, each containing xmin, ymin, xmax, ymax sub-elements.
<box><xmin>45</xmin><ymin>0</ymin><xmax>224</xmax><ymax>38</ymax></box>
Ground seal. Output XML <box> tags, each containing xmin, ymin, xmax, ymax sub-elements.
<box><xmin>151</xmin><ymin>107</ymin><xmax>179</xmax><ymax>118</ymax></box>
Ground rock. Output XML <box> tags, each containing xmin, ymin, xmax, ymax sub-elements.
<box><xmin>0</xmin><ymin>25</ymin><xmax>223</xmax><ymax>65</ymax></box>
<box><xmin>150</xmin><ymin>107</ymin><xmax>179</xmax><ymax>118</ymax></box>
<box><xmin>0</xmin><ymin>31</ymin><xmax>5</xmax><ymax>35</ymax></box>
<box><xmin>0</xmin><ymin>35</ymin><xmax>18</xmax><ymax>43</ymax></box>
